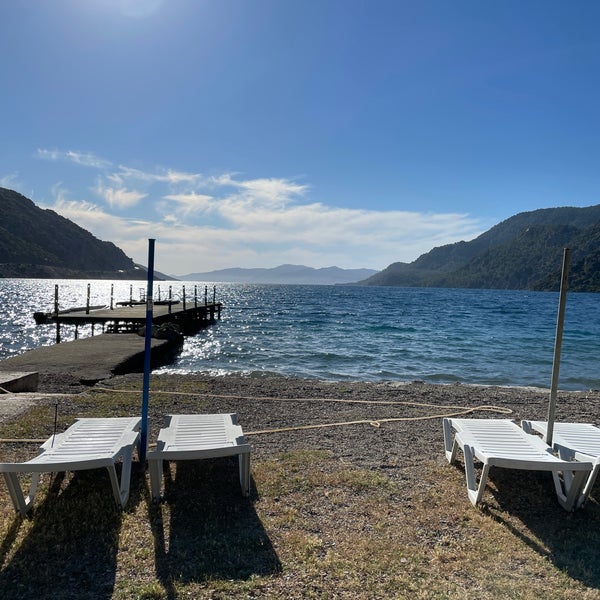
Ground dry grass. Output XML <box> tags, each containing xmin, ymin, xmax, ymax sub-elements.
<box><xmin>0</xmin><ymin>383</ymin><xmax>599</xmax><ymax>599</ymax></box>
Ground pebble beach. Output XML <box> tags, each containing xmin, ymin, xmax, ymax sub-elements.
<box><xmin>23</xmin><ymin>372</ymin><xmax>600</xmax><ymax>477</ymax></box>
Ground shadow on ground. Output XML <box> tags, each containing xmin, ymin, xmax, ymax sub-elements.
<box><xmin>484</xmin><ymin>468</ymin><xmax>600</xmax><ymax>590</ymax></box>
<box><xmin>0</xmin><ymin>465</ymin><xmax>143</xmax><ymax>600</ymax></box>
<box><xmin>150</xmin><ymin>457</ymin><xmax>281</xmax><ymax>598</ymax></box>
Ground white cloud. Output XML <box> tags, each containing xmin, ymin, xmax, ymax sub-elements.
<box><xmin>158</xmin><ymin>175</ymin><xmax>308</xmax><ymax>223</ymax></box>
<box><xmin>218</xmin><ymin>174</ymin><xmax>308</xmax><ymax>208</ymax></box>
<box><xmin>94</xmin><ymin>181</ymin><xmax>147</xmax><ymax>209</ymax></box>
<box><xmin>49</xmin><ymin>198</ymin><xmax>157</xmax><ymax>247</ymax></box>
<box><xmin>48</xmin><ymin>194</ymin><xmax>485</xmax><ymax>275</ymax></box>
<box><xmin>0</xmin><ymin>173</ymin><xmax>19</xmax><ymax>189</ymax></box>
<box><xmin>36</xmin><ymin>149</ymin><xmax>112</xmax><ymax>169</ymax></box>
<box><xmin>162</xmin><ymin>192</ymin><xmax>216</xmax><ymax>216</ymax></box>
<box><xmin>116</xmin><ymin>166</ymin><xmax>202</xmax><ymax>185</ymax></box>
<box><xmin>40</xmin><ymin>164</ymin><xmax>486</xmax><ymax>275</ymax></box>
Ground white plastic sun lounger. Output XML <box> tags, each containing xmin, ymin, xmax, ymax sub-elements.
<box><xmin>443</xmin><ymin>418</ymin><xmax>593</xmax><ymax>511</ymax></box>
<box><xmin>147</xmin><ymin>413</ymin><xmax>251</xmax><ymax>501</ymax></box>
<box><xmin>522</xmin><ymin>420</ymin><xmax>600</xmax><ymax>508</ymax></box>
<box><xmin>0</xmin><ymin>417</ymin><xmax>141</xmax><ymax>515</ymax></box>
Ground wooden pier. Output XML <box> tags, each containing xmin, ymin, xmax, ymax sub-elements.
<box><xmin>34</xmin><ymin>284</ymin><xmax>222</xmax><ymax>343</ymax></box>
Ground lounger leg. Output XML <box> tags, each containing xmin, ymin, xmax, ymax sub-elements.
<box><xmin>578</xmin><ymin>464</ymin><xmax>600</xmax><ymax>507</ymax></box>
<box><xmin>2</xmin><ymin>472</ymin><xmax>41</xmax><ymax>515</ymax></box>
<box><xmin>107</xmin><ymin>466</ymin><xmax>122</xmax><ymax>509</ymax></box>
<box><xmin>3</xmin><ymin>473</ymin><xmax>28</xmax><ymax>515</ymax></box>
<box><xmin>119</xmin><ymin>446</ymin><xmax>134</xmax><ymax>507</ymax></box>
<box><xmin>463</xmin><ymin>444</ymin><xmax>490</xmax><ymax>506</ymax></box>
<box><xmin>443</xmin><ymin>419</ymin><xmax>459</xmax><ymax>464</ymax></box>
<box><xmin>148</xmin><ymin>458</ymin><xmax>163</xmax><ymax>502</ymax></box>
<box><xmin>551</xmin><ymin>446</ymin><xmax>593</xmax><ymax>509</ymax></box>
<box><xmin>28</xmin><ymin>472</ymin><xmax>41</xmax><ymax>503</ymax></box>
<box><xmin>238</xmin><ymin>452</ymin><xmax>250</xmax><ymax>498</ymax></box>
<box><xmin>552</xmin><ymin>469</ymin><xmax>589</xmax><ymax>511</ymax></box>
<box><xmin>105</xmin><ymin>447</ymin><xmax>134</xmax><ymax>509</ymax></box>
<box><xmin>557</xmin><ymin>449</ymin><xmax>600</xmax><ymax>508</ymax></box>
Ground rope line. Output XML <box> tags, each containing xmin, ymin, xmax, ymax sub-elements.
<box><xmin>92</xmin><ymin>386</ymin><xmax>513</xmax><ymax>412</ymax></box>
<box><xmin>0</xmin><ymin>388</ymin><xmax>513</xmax><ymax>443</ymax></box>
<box><xmin>246</xmin><ymin>406</ymin><xmax>512</xmax><ymax>435</ymax></box>
<box><xmin>0</xmin><ymin>438</ymin><xmax>47</xmax><ymax>444</ymax></box>
<box><xmin>90</xmin><ymin>386</ymin><xmax>513</xmax><ymax>437</ymax></box>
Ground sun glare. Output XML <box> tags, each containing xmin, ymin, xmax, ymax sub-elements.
<box><xmin>118</xmin><ymin>0</ymin><xmax>163</xmax><ymax>18</ymax></box>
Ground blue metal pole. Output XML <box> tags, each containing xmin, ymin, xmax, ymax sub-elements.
<box><xmin>140</xmin><ymin>238</ymin><xmax>155</xmax><ymax>463</ymax></box>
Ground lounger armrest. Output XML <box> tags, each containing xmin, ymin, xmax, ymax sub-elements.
<box><xmin>521</xmin><ymin>420</ymin><xmax>536</xmax><ymax>435</ymax></box>
<box><xmin>553</xmin><ymin>443</ymin><xmax>596</xmax><ymax>464</ymax></box>
<box><xmin>155</xmin><ymin>425</ymin><xmax>174</xmax><ymax>448</ymax></box>
<box><xmin>120</xmin><ymin>430</ymin><xmax>141</xmax><ymax>452</ymax></box>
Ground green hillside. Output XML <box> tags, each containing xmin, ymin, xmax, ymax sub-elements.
<box><xmin>361</xmin><ymin>205</ymin><xmax>600</xmax><ymax>291</ymax></box>
<box><xmin>0</xmin><ymin>187</ymin><xmax>146</xmax><ymax>279</ymax></box>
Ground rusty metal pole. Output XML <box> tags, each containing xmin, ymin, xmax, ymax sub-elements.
<box><xmin>546</xmin><ymin>248</ymin><xmax>571</xmax><ymax>447</ymax></box>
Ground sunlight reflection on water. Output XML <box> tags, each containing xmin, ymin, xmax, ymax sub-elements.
<box><xmin>2</xmin><ymin>279</ymin><xmax>600</xmax><ymax>389</ymax></box>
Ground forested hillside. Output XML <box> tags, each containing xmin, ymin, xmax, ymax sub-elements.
<box><xmin>0</xmin><ymin>187</ymin><xmax>146</xmax><ymax>279</ymax></box>
<box><xmin>360</xmin><ymin>205</ymin><xmax>600</xmax><ymax>291</ymax></box>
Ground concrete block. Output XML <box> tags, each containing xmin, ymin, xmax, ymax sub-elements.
<box><xmin>0</xmin><ymin>371</ymin><xmax>39</xmax><ymax>393</ymax></box>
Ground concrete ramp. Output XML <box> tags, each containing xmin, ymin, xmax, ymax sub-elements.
<box><xmin>0</xmin><ymin>334</ymin><xmax>181</xmax><ymax>386</ymax></box>
<box><xmin>0</xmin><ymin>371</ymin><xmax>39</xmax><ymax>393</ymax></box>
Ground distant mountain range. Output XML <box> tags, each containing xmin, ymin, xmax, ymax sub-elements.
<box><xmin>179</xmin><ymin>264</ymin><xmax>378</xmax><ymax>285</ymax></box>
<box><xmin>359</xmin><ymin>205</ymin><xmax>600</xmax><ymax>291</ymax></box>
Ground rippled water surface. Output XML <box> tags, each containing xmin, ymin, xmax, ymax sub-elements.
<box><xmin>2</xmin><ymin>279</ymin><xmax>600</xmax><ymax>390</ymax></box>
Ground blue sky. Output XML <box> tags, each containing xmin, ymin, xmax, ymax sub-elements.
<box><xmin>2</xmin><ymin>0</ymin><xmax>600</xmax><ymax>276</ymax></box>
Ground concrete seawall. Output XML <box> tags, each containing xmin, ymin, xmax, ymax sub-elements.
<box><xmin>0</xmin><ymin>333</ymin><xmax>182</xmax><ymax>388</ymax></box>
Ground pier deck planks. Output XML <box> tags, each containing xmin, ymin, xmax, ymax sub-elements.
<box><xmin>44</xmin><ymin>301</ymin><xmax>222</xmax><ymax>332</ymax></box>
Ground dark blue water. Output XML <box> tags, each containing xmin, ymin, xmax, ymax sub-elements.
<box><xmin>1</xmin><ymin>279</ymin><xmax>600</xmax><ymax>390</ymax></box>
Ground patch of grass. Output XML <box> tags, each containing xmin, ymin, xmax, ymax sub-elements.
<box><xmin>135</xmin><ymin>582</ymin><xmax>167</xmax><ymax>600</ymax></box>
<box><xmin>0</xmin><ymin>376</ymin><xmax>214</xmax><ymax>444</ymax></box>
<box><xmin>0</xmin><ymin>404</ymin><xmax>65</xmax><ymax>439</ymax></box>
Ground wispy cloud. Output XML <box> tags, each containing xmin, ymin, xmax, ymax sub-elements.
<box><xmin>160</xmin><ymin>175</ymin><xmax>309</xmax><ymax>221</ymax></box>
<box><xmin>217</xmin><ymin>174</ymin><xmax>308</xmax><ymax>208</ymax></box>
<box><xmin>0</xmin><ymin>172</ymin><xmax>19</xmax><ymax>188</ymax></box>
<box><xmin>36</xmin><ymin>149</ymin><xmax>112</xmax><ymax>169</ymax></box>
<box><xmin>162</xmin><ymin>192</ymin><xmax>216</xmax><ymax>216</ymax></box>
<box><xmin>115</xmin><ymin>166</ymin><xmax>202</xmax><ymax>185</ymax></box>
<box><xmin>94</xmin><ymin>181</ymin><xmax>147</xmax><ymax>209</ymax></box>
<box><xmin>48</xmin><ymin>193</ymin><xmax>484</xmax><ymax>275</ymax></box>
<box><xmin>50</xmin><ymin>199</ymin><xmax>157</xmax><ymax>245</ymax></box>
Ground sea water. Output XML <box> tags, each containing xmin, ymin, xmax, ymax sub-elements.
<box><xmin>1</xmin><ymin>278</ymin><xmax>600</xmax><ymax>390</ymax></box>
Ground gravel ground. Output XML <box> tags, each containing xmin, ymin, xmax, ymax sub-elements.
<box><xmin>27</xmin><ymin>372</ymin><xmax>600</xmax><ymax>477</ymax></box>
